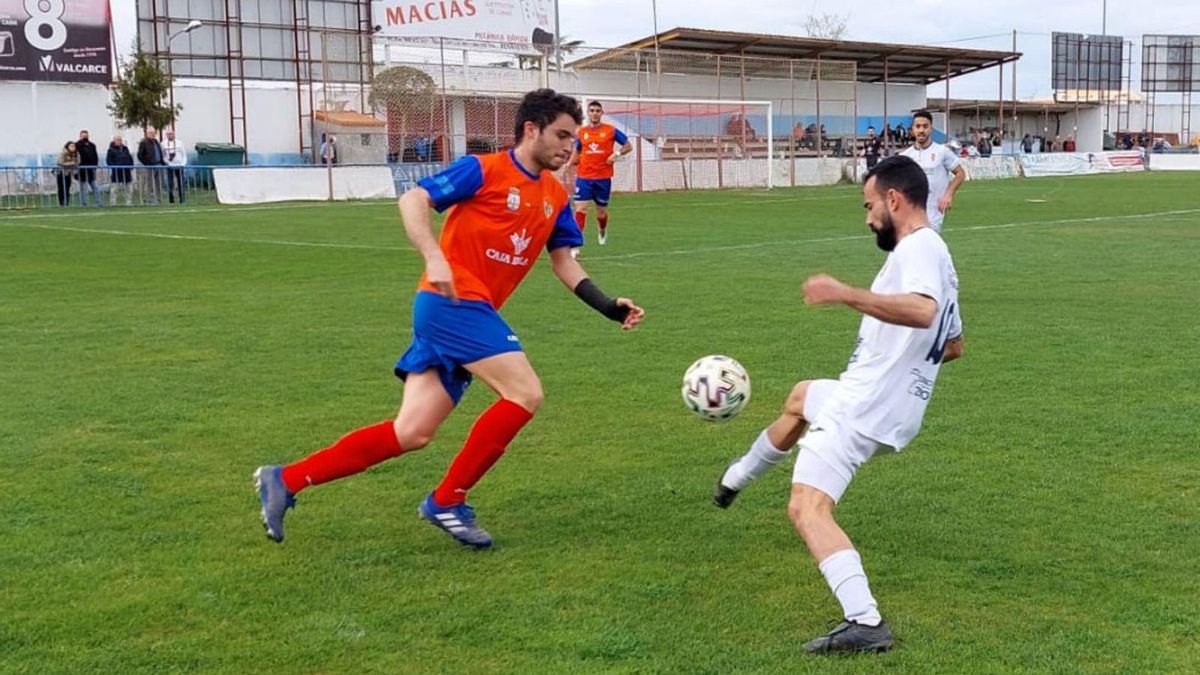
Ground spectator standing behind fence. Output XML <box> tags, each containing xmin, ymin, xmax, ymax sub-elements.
<box><xmin>107</xmin><ymin>135</ymin><xmax>135</xmax><ymax>207</ymax></box>
<box><xmin>977</xmin><ymin>134</ymin><xmax>993</xmax><ymax>157</ymax></box>
<box><xmin>75</xmin><ymin>129</ymin><xmax>103</xmax><ymax>207</ymax></box>
<box><xmin>164</xmin><ymin>129</ymin><xmax>187</xmax><ymax>204</ymax></box>
<box><xmin>320</xmin><ymin>134</ymin><xmax>338</xmax><ymax>165</ymax></box>
<box><xmin>861</xmin><ymin>126</ymin><xmax>883</xmax><ymax>169</ymax></box>
<box><xmin>55</xmin><ymin>141</ymin><xmax>80</xmax><ymax>207</ymax></box>
<box><xmin>137</xmin><ymin>127</ymin><xmax>166</xmax><ymax>205</ymax></box>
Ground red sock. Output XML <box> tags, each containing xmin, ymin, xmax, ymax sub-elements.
<box><xmin>597</xmin><ymin>213</ymin><xmax>608</xmax><ymax>231</ymax></box>
<box><xmin>433</xmin><ymin>399</ymin><xmax>534</xmax><ymax>507</ymax></box>
<box><xmin>280</xmin><ymin>420</ymin><xmax>403</xmax><ymax>494</ymax></box>
<box><xmin>574</xmin><ymin>210</ymin><xmax>587</xmax><ymax>231</ymax></box>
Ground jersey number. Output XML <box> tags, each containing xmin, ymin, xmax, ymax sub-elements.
<box><xmin>925</xmin><ymin>301</ymin><xmax>956</xmax><ymax>365</ymax></box>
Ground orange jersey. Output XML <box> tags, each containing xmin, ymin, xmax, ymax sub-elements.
<box><xmin>416</xmin><ymin>151</ymin><xmax>581</xmax><ymax>309</ymax></box>
<box><xmin>575</xmin><ymin>123</ymin><xmax>629</xmax><ymax>179</ymax></box>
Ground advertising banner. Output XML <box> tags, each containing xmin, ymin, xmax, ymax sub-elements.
<box><xmin>1091</xmin><ymin>150</ymin><xmax>1145</xmax><ymax>172</ymax></box>
<box><xmin>0</xmin><ymin>0</ymin><xmax>112</xmax><ymax>84</ymax></box>
<box><xmin>962</xmin><ymin>156</ymin><xmax>1023</xmax><ymax>181</ymax></box>
<box><xmin>372</xmin><ymin>0</ymin><xmax>557</xmax><ymax>49</ymax></box>
<box><xmin>1019</xmin><ymin>151</ymin><xmax>1146</xmax><ymax>177</ymax></box>
<box><xmin>1019</xmin><ymin>152</ymin><xmax>1092</xmax><ymax>177</ymax></box>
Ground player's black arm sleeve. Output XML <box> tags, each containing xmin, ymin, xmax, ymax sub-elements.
<box><xmin>573</xmin><ymin>278</ymin><xmax>630</xmax><ymax>322</ymax></box>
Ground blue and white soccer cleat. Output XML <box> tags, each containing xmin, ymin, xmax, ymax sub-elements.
<box><xmin>254</xmin><ymin>465</ymin><xmax>296</xmax><ymax>543</ymax></box>
<box><xmin>418</xmin><ymin>493</ymin><xmax>493</xmax><ymax>549</ymax></box>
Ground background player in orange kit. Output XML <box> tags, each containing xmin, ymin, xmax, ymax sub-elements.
<box><xmin>570</xmin><ymin>100</ymin><xmax>633</xmax><ymax>248</ymax></box>
<box><xmin>254</xmin><ymin>89</ymin><xmax>645</xmax><ymax>549</ymax></box>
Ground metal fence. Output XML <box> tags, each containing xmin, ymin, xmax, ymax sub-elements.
<box><xmin>3</xmin><ymin>41</ymin><xmax>874</xmax><ymax>208</ymax></box>
<box><xmin>370</xmin><ymin>41</ymin><xmax>862</xmax><ymax>162</ymax></box>
<box><xmin>0</xmin><ymin>165</ymin><xmax>224</xmax><ymax>210</ymax></box>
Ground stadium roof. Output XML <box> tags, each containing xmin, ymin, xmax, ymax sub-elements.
<box><xmin>314</xmin><ymin>110</ymin><xmax>385</xmax><ymax>128</ymax></box>
<box><xmin>570</xmin><ymin>28</ymin><xmax>1020</xmax><ymax>85</ymax></box>
<box><xmin>925</xmin><ymin>98</ymin><xmax>1101</xmax><ymax>114</ymax></box>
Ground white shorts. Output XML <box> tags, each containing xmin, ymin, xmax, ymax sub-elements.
<box><xmin>793</xmin><ymin>379</ymin><xmax>889</xmax><ymax>503</ymax></box>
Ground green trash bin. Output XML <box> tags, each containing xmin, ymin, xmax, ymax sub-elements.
<box><xmin>194</xmin><ymin>142</ymin><xmax>246</xmax><ymax>187</ymax></box>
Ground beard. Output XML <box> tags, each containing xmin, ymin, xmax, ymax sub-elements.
<box><xmin>871</xmin><ymin>212</ymin><xmax>898</xmax><ymax>251</ymax></box>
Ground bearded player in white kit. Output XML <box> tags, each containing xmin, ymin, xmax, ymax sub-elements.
<box><xmin>713</xmin><ymin>155</ymin><xmax>965</xmax><ymax>654</ymax></box>
<box><xmin>901</xmin><ymin>110</ymin><xmax>966</xmax><ymax>233</ymax></box>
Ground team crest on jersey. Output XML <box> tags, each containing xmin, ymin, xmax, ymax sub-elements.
<box><xmin>506</xmin><ymin>187</ymin><xmax>521</xmax><ymax>212</ymax></box>
<box><xmin>543</xmin><ymin>198</ymin><xmax>553</xmax><ymax>219</ymax></box>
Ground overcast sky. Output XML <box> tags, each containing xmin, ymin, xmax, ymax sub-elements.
<box><xmin>559</xmin><ymin>0</ymin><xmax>1197</xmax><ymax>99</ymax></box>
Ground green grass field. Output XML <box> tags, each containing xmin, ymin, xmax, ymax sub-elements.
<box><xmin>3</xmin><ymin>172</ymin><xmax>1199</xmax><ymax>673</ymax></box>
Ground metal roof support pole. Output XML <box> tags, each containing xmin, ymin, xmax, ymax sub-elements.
<box><xmin>1012</xmin><ymin>30</ymin><xmax>1018</xmax><ymax>142</ymax></box>
<box><xmin>883</xmin><ymin>57</ymin><xmax>889</xmax><ymax>151</ymax></box>
<box><xmin>998</xmin><ymin>57</ymin><xmax>1004</xmax><ymax>153</ymax></box>
<box><xmin>945</xmin><ymin>61</ymin><xmax>951</xmax><ymax>143</ymax></box>
<box><xmin>815</xmin><ymin>55</ymin><xmax>822</xmax><ymax>159</ymax></box>
<box><xmin>789</xmin><ymin>59</ymin><xmax>796</xmax><ymax>187</ymax></box>
<box><xmin>852</xmin><ymin>64</ymin><xmax>859</xmax><ymax>182</ymax></box>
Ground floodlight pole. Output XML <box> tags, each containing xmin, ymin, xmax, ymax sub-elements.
<box><xmin>165</xmin><ymin>20</ymin><xmax>202</xmax><ymax>132</ymax></box>
<box><xmin>651</xmin><ymin>0</ymin><xmax>661</xmax><ymax>96</ymax></box>
<box><xmin>553</xmin><ymin>0</ymin><xmax>562</xmax><ymax>81</ymax></box>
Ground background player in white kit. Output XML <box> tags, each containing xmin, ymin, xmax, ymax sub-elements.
<box><xmin>901</xmin><ymin>110</ymin><xmax>966</xmax><ymax>233</ymax></box>
<box><xmin>713</xmin><ymin>155</ymin><xmax>965</xmax><ymax>654</ymax></box>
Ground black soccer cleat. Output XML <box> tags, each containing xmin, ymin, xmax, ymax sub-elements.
<box><xmin>712</xmin><ymin>462</ymin><xmax>740</xmax><ymax>509</ymax></box>
<box><xmin>802</xmin><ymin>620</ymin><xmax>894</xmax><ymax>654</ymax></box>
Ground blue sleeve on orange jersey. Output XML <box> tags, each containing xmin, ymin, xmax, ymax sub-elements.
<box><xmin>547</xmin><ymin>205</ymin><xmax>584</xmax><ymax>251</ymax></box>
<box><xmin>614</xmin><ymin>128</ymin><xmax>629</xmax><ymax>145</ymax></box>
<box><xmin>418</xmin><ymin>155</ymin><xmax>483</xmax><ymax>212</ymax></box>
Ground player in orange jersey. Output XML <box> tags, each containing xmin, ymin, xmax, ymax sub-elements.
<box><xmin>570</xmin><ymin>100</ymin><xmax>633</xmax><ymax>248</ymax></box>
<box><xmin>254</xmin><ymin>89</ymin><xmax>645</xmax><ymax>549</ymax></box>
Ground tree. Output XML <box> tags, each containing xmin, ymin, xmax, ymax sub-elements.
<box><xmin>803</xmin><ymin>13</ymin><xmax>849</xmax><ymax>40</ymax></box>
<box><xmin>108</xmin><ymin>51</ymin><xmax>181</xmax><ymax>131</ymax></box>
<box><xmin>368</xmin><ymin>65</ymin><xmax>437</xmax><ymax>162</ymax></box>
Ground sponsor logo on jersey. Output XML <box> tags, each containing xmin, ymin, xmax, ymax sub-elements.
<box><xmin>487</xmin><ymin>228</ymin><xmax>532</xmax><ymax>267</ymax></box>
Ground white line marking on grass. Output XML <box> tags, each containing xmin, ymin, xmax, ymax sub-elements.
<box><xmin>583</xmin><ymin>208</ymin><xmax>1200</xmax><ymax>262</ymax></box>
<box><xmin>0</xmin><ymin>221</ymin><xmax>410</xmax><ymax>251</ymax></box>
<box><xmin>3</xmin><ymin>207</ymin><xmax>1197</xmax><ymax>257</ymax></box>
<box><xmin>0</xmin><ymin>200</ymin><xmax>383</xmax><ymax>221</ymax></box>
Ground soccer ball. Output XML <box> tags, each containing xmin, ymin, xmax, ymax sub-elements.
<box><xmin>681</xmin><ymin>355</ymin><xmax>751</xmax><ymax>422</ymax></box>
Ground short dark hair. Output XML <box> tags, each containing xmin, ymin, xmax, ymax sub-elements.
<box><xmin>864</xmin><ymin>155</ymin><xmax>929</xmax><ymax>208</ymax></box>
<box><xmin>588</xmin><ymin>100</ymin><xmax>603</xmax><ymax>109</ymax></box>
<box><xmin>912</xmin><ymin>110</ymin><xmax>933</xmax><ymax>124</ymax></box>
<box><xmin>514</xmin><ymin>88</ymin><xmax>582</xmax><ymax>143</ymax></box>
<box><xmin>867</xmin><ymin>125</ymin><xmax>875</xmax><ymax>131</ymax></box>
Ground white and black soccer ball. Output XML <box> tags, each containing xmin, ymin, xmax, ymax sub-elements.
<box><xmin>681</xmin><ymin>355</ymin><xmax>751</xmax><ymax>423</ymax></box>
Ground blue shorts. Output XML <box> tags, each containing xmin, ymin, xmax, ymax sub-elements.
<box><xmin>574</xmin><ymin>178</ymin><xmax>612</xmax><ymax>207</ymax></box>
<box><xmin>394</xmin><ymin>292</ymin><xmax>523</xmax><ymax>404</ymax></box>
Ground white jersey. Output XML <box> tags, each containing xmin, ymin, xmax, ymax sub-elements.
<box><xmin>901</xmin><ymin>142</ymin><xmax>960</xmax><ymax>232</ymax></box>
<box><xmin>817</xmin><ymin>228</ymin><xmax>962</xmax><ymax>450</ymax></box>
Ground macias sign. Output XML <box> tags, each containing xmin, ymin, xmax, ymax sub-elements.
<box><xmin>371</xmin><ymin>0</ymin><xmax>557</xmax><ymax>49</ymax></box>
<box><xmin>0</xmin><ymin>0</ymin><xmax>112</xmax><ymax>84</ymax></box>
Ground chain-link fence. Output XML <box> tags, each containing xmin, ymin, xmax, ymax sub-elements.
<box><xmin>2</xmin><ymin>39</ymin><xmax>868</xmax><ymax>209</ymax></box>
<box><xmin>0</xmin><ymin>165</ymin><xmax>223</xmax><ymax>210</ymax></box>
<box><xmin>365</xmin><ymin>41</ymin><xmax>861</xmax><ymax>191</ymax></box>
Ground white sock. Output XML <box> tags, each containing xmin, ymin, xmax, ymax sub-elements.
<box><xmin>818</xmin><ymin>549</ymin><xmax>882</xmax><ymax>626</ymax></box>
<box><xmin>721</xmin><ymin>429</ymin><xmax>792</xmax><ymax>490</ymax></box>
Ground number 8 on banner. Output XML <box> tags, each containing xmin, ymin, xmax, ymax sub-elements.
<box><xmin>24</xmin><ymin>0</ymin><xmax>67</xmax><ymax>52</ymax></box>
